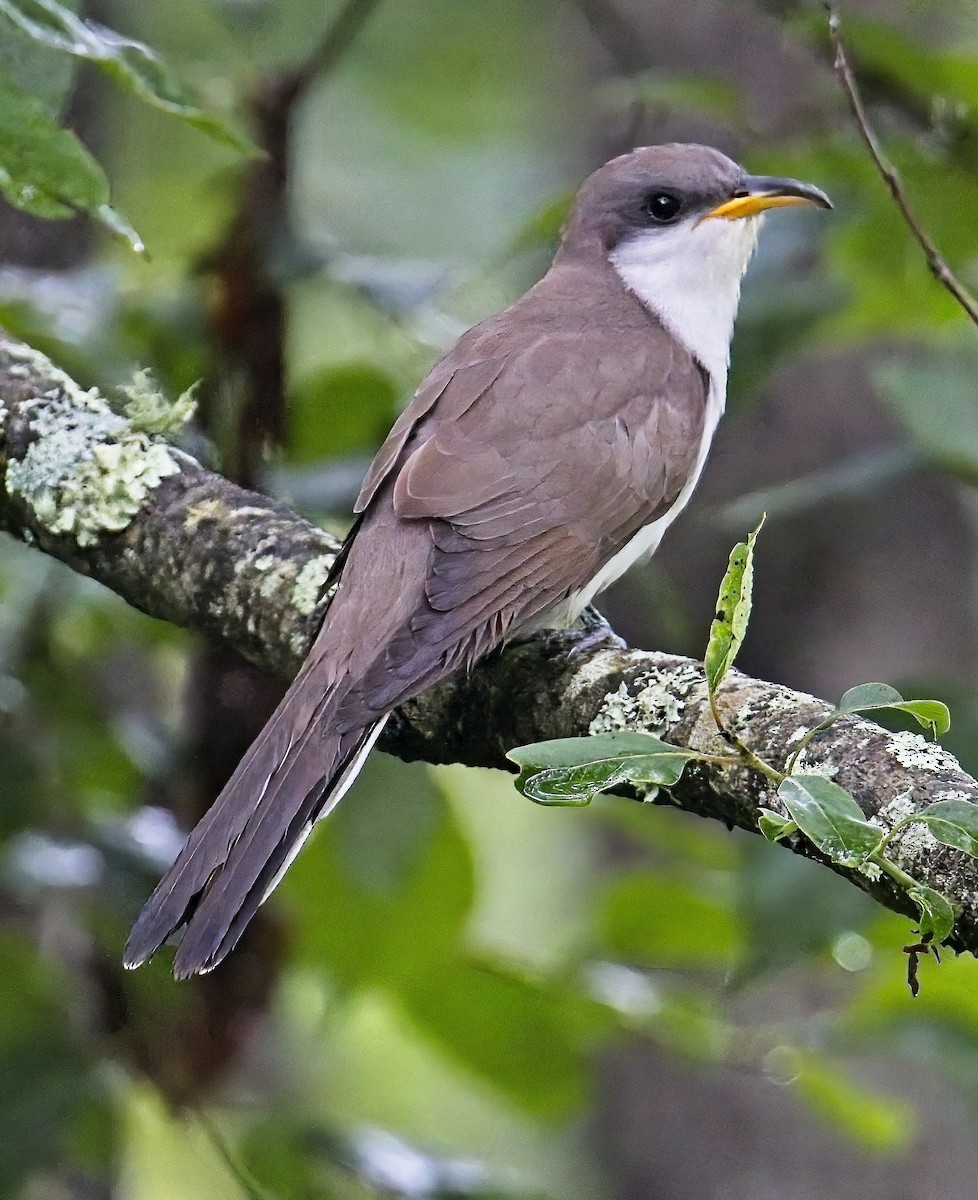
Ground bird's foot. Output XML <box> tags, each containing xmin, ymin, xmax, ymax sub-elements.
<box><xmin>525</xmin><ymin>607</ymin><xmax>626</xmax><ymax>661</ymax></box>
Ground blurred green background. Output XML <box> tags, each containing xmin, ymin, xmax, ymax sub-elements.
<box><xmin>4</xmin><ymin>0</ymin><xmax>978</xmax><ymax>1196</ymax></box>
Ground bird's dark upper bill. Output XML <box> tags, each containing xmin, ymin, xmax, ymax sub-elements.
<box><xmin>704</xmin><ymin>175</ymin><xmax>833</xmax><ymax>221</ymax></box>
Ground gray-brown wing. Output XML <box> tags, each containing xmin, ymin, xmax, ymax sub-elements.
<box><xmin>354</xmin><ymin>353</ymin><xmax>509</xmax><ymax>515</ymax></box>
<box><xmin>341</xmin><ymin>323</ymin><xmax>708</xmax><ymax>719</ymax></box>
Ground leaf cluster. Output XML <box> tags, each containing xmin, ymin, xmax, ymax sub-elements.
<box><xmin>0</xmin><ymin>0</ymin><xmax>250</xmax><ymax>249</ymax></box>
<box><xmin>510</xmin><ymin>521</ymin><xmax>963</xmax><ymax>953</ymax></box>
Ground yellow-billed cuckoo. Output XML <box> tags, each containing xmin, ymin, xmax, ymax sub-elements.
<box><xmin>125</xmin><ymin>143</ymin><xmax>831</xmax><ymax>977</ymax></box>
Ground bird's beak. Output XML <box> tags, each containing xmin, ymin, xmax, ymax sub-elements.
<box><xmin>703</xmin><ymin>175</ymin><xmax>833</xmax><ymax>221</ymax></box>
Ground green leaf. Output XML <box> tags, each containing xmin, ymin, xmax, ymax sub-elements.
<box><xmin>508</xmin><ymin>732</ymin><xmax>697</xmax><ymax>807</ymax></box>
<box><xmin>909</xmin><ymin>882</ymin><xmax>955</xmax><ymax>942</ymax></box>
<box><xmin>0</xmin><ymin>0</ymin><xmax>253</xmax><ymax>152</ymax></box>
<box><xmin>837</xmin><ymin>682</ymin><xmax>905</xmax><ymax>709</ymax></box>
<box><xmin>0</xmin><ymin>75</ymin><xmax>102</xmax><ymax>216</ymax></box>
<box><xmin>793</xmin><ymin>684</ymin><xmax>951</xmax><ymax>766</ymax></box>
<box><xmin>0</xmin><ymin>73</ymin><xmax>141</xmax><ymax>248</ymax></box>
<box><xmin>793</xmin><ymin>1051</ymin><xmax>914</xmax><ymax>1152</ymax></box>
<box><xmin>289</xmin><ymin>363</ymin><xmax>400</xmax><ymax>464</ymax></box>
<box><xmin>0</xmin><ymin>0</ymin><xmax>72</xmax><ymax>117</ymax></box>
<box><xmin>514</xmin><ymin>761</ymin><xmax>631</xmax><ymax>807</ymax></box>
<box><xmin>602</xmin><ymin>871</ymin><xmax>744</xmax><ymax>967</ymax></box>
<box><xmin>704</xmin><ymin>516</ymin><xmax>764</xmax><ymax>697</ymax></box>
<box><xmin>757</xmin><ymin>807</ymin><xmax>798</xmax><ymax>843</ymax></box>
<box><xmin>777</xmin><ymin>775</ymin><xmax>884</xmax><ymax>867</ymax></box>
<box><xmin>910</xmin><ymin>799</ymin><xmax>978</xmax><ymax>858</ymax></box>
<box><xmin>401</xmin><ymin>959</ymin><xmax>597</xmax><ymax>1116</ymax></box>
<box><xmin>508</xmin><ymin>731</ymin><xmax>682</xmax><ymax>770</ymax></box>
<box><xmin>835</xmin><ymin>683</ymin><xmax>950</xmax><ymax>738</ymax></box>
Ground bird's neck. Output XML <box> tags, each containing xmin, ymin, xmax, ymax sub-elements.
<box><xmin>608</xmin><ymin>219</ymin><xmax>760</xmax><ymax>395</ymax></box>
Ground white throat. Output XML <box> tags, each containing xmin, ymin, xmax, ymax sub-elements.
<box><xmin>609</xmin><ymin>215</ymin><xmax>760</xmax><ymax>395</ymax></box>
<box><xmin>538</xmin><ymin>215</ymin><xmax>762</xmax><ymax>628</ymax></box>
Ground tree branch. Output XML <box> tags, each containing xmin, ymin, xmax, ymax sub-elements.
<box><xmin>277</xmin><ymin>0</ymin><xmax>385</xmax><ymax>109</ymax></box>
<box><xmin>828</xmin><ymin>8</ymin><xmax>978</xmax><ymax>329</ymax></box>
<box><xmin>3</xmin><ymin>332</ymin><xmax>978</xmax><ymax>953</ymax></box>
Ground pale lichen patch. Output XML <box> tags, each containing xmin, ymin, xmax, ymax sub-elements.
<box><xmin>117</xmin><ymin>369</ymin><xmax>197</xmax><ymax>436</ymax></box>
<box><xmin>3</xmin><ymin>341</ymin><xmax>103</xmax><ymax>413</ymax></box>
<box><xmin>875</xmin><ymin>790</ymin><xmax>916</xmax><ymax>827</ymax></box>
<box><xmin>887</xmin><ymin>730</ymin><xmax>961</xmax><ymax>774</ymax></box>
<box><xmin>255</xmin><ymin>562</ymin><xmax>290</xmax><ymax>602</ymax></box>
<box><xmin>735</xmin><ymin>689</ymin><xmax>798</xmax><ymax>724</ymax></box>
<box><xmin>590</xmin><ymin>682</ymin><xmax>635</xmax><ymax>735</ymax></box>
<box><xmin>184</xmin><ymin>498</ymin><xmax>227</xmax><ymax>530</ymax></box>
<box><xmin>589</xmin><ymin>661</ymin><xmax>702</xmax><ymax>736</ymax></box>
<box><xmin>292</xmin><ymin>554</ymin><xmax>335</xmax><ymax>616</ymax></box>
<box><xmin>795</xmin><ymin>756</ymin><xmax>840</xmax><ymax>779</ymax></box>
<box><xmin>4</xmin><ymin>348</ymin><xmax>181</xmax><ymax>547</ymax></box>
<box><xmin>891</xmin><ymin>818</ymin><xmax>942</xmax><ymax>861</ymax></box>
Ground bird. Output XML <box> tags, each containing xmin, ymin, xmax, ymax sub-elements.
<box><xmin>125</xmin><ymin>143</ymin><xmax>831</xmax><ymax>978</ymax></box>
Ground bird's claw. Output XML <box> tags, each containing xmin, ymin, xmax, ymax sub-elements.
<box><xmin>527</xmin><ymin>608</ymin><xmax>625</xmax><ymax>661</ymax></box>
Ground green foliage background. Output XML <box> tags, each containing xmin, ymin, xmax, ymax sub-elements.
<box><xmin>4</xmin><ymin>0</ymin><xmax>978</xmax><ymax>1197</ymax></box>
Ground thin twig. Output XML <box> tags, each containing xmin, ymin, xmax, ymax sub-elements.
<box><xmin>281</xmin><ymin>0</ymin><xmax>384</xmax><ymax>107</ymax></box>
<box><xmin>827</xmin><ymin>7</ymin><xmax>978</xmax><ymax>329</ymax></box>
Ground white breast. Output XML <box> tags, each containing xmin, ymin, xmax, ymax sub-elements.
<box><xmin>545</xmin><ymin>214</ymin><xmax>759</xmax><ymax>628</ymax></box>
<box><xmin>554</xmin><ymin>374</ymin><xmax>724</xmax><ymax>626</ymax></box>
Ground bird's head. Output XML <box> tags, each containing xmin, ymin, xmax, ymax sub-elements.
<box><xmin>559</xmin><ymin>143</ymin><xmax>831</xmax><ymax>377</ymax></box>
<box><xmin>561</xmin><ymin>142</ymin><xmax>831</xmax><ymax>272</ymax></box>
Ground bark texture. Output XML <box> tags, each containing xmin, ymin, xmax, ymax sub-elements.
<box><xmin>2</xmin><ymin>332</ymin><xmax>977</xmax><ymax>951</ymax></box>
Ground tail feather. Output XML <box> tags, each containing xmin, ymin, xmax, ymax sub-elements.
<box><xmin>171</xmin><ymin>717</ymin><xmax>386</xmax><ymax>978</ymax></box>
<box><xmin>123</xmin><ymin>662</ymin><xmax>382</xmax><ymax>976</ymax></box>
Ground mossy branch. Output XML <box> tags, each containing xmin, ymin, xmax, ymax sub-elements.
<box><xmin>2</xmin><ymin>331</ymin><xmax>978</xmax><ymax>952</ymax></box>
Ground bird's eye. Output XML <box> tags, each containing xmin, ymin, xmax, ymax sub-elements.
<box><xmin>645</xmin><ymin>192</ymin><xmax>681</xmax><ymax>223</ymax></box>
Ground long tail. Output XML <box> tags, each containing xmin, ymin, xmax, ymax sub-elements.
<box><xmin>124</xmin><ymin>667</ymin><xmax>386</xmax><ymax>979</ymax></box>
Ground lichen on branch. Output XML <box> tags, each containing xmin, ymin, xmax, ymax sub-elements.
<box><xmin>2</xmin><ymin>342</ymin><xmax>181</xmax><ymax>546</ymax></box>
<box><xmin>2</xmin><ymin>330</ymin><xmax>978</xmax><ymax>954</ymax></box>
<box><xmin>0</xmin><ymin>333</ymin><xmax>340</xmax><ymax>669</ymax></box>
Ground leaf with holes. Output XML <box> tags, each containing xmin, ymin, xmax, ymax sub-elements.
<box><xmin>777</xmin><ymin>775</ymin><xmax>883</xmax><ymax>867</ymax></box>
<box><xmin>704</xmin><ymin>516</ymin><xmax>764</xmax><ymax>698</ymax></box>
